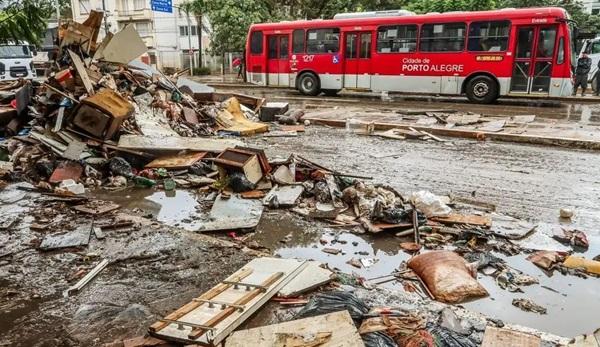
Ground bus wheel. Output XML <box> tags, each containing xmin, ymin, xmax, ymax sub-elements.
<box><xmin>298</xmin><ymin>73</ymin><xmax>320</xmax><ymax>96</ymax></box>
<box><xmin>466</xmin><ymin>75</ymin><xmax>498</xmax><ymax>104</ymax></box>
<box><xmin>322</xmin><ymin>89</ymin><xmax>341</xmax><ymax>97</ymax></box>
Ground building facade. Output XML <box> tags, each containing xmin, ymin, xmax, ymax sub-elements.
<box><xmin>70</xmin><ymin>0</ymin><xmax>214</xmax><ymax>70</ymax></box>
<box><xmin>582</xmin><ymin>0</ymin><xmax>600</xmax><ymax>14</ymax></box>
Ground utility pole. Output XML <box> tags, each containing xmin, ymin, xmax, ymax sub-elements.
<box><xmin>197</xmin><ymin>13</ymin><xmax>202</xmax><ymax>68</ymax></box>
<box><xmin>54</xmin><ymin>0</ymin><xmax>60</xmax><ymax>21</ymax></box>
<box><xmin>186</xmin><ymin>10</ymin><xmax>194</xmax><ymax>76</ymax></box>
<box><xmin>102</xmin><ymin>0</ymin><xmax>110</xmax><ymax>36</ymax></box>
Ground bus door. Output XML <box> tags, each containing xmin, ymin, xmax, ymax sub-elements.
<box><xmin>267</xmin><ymin>34</ymin><xmax>290</xmax><ymax>86</ymax></box>
<box><xmin>343</xmin><ymin>32</ymin><xmax>372</xmax><ymax>89</ymax></box>
<box><xmin>510</xmin><ymin>25</ymin><xmax>558</xmax><ymax>94</ymax></box>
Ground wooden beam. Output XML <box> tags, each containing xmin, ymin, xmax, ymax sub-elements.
<box><xmin>187</xmin><ymin>272</ymin><xmax>284</xmax><ymax>340</ymax></box>
<box><xmin>149</xmin><ymin>268</ymin><xmax>253</xmax><ymax>333</ymax></box>
<box><xmin>306</xmin><ymin>117</ymin><xmax>600</xmax><ymax>151</ymax></box>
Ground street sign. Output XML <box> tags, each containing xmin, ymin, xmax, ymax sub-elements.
<box><xmin>151</xmin><ymin>0</ymin><xmax>172</xmax><ymax>13</ymax></box>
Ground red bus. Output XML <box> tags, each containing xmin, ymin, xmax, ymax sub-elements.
<box><xmin>245</xmin><ymin>7</ymin><xmax>576</xmax><ymax>103</ymax></box>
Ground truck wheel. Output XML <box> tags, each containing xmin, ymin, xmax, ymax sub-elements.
<box><xmin>297</xmin><ymin>72</ymin><xmax>320</xmax><ymax>96</ymax></box>
<box><xmin>466</xmin><ymin>75</ymin><xmax>498</xmax><ymax>104</ymax></box>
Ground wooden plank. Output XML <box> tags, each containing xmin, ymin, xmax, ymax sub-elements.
<box><xmin>152</xmin><ymin>258</ymin><xmax>308</xmax><ymax>346</ymax></box>
<box><xmin>188</xmin><ymin>272</ymin><xmax>284</xmax><ymax>339</ymax></box>
<box><xmin>481</xmin><ymin>326</ymin><xmax>541</xmax><ymax>347</ymax></box>
<box><xmin>118</xmin><ymin>135</ymin><xmax>243</xmax><ymax>154</ymax></box>
<box><xmin>149</xmin><ymin>268</ymin><xmax>253</xmax><ymax>333</ymax></box>
<box><xmin>431</xmin><ymin>213</ymin><xmax>492</xmax><ymax>227</ymax></box>
<box><xmin>67</xmin><ymin>49</ymin><xmax>95</xmax><ymax>95</ymax></box>
<box><xmin>145</xmin><ymin>152</ymin><xmax>207</xmax><ymax>169</ymax></box>
<box><xmin>225</xmin><ymin>311</ymin><xmax>364</xmax><ymax>347</ymax></box>
<box><xmin>306</xmin><ymin>118</ymin><xmax>600</xmax><ymax>151</ymax></box>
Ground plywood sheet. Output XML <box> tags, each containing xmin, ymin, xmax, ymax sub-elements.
<box><xmin>197</xmin><ymin>194</ymin><xmax>263</xmax><ymax>232</ymax></box>
<box><xmin>152</xmin><ymin>257</ymin><xmax>308</xmax><ymax>346</ymax></box>
<box><xmin>481</xmin><ymin>326</ymin><xmax>540</xmax><ymax>347</ymax></box>
<box><xmin>278</xmin><ymin>261</ymin><xmax>333</xmax><ymax>298</ymax></box>
<box><xmin>101</xmin><ymin>24</ymin><xmax>147</xmax><ymax>64</ymax></box>
<box><xmin>225</xmin><ymin>310</ymin><xmax>364</xmax><ymax>347</ymax></box>
<box><xmin>145</xmin><ymin>152</ymin><xmax>207</xmax><ymax>169</ymax></box>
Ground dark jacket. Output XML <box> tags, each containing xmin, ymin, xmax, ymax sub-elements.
<box><xmin>576</xmin><ymin>57</ymin><xmax>592</xmax><ymax>75</ymax></box>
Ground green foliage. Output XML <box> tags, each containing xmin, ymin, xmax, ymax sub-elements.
<box><xmin>0</xmin><ymin>0</ymin><xmax>57</xmax><ymax>45</ymax></box>
<box><xmin>193</xmin><ymin>0</ymin><xmax>600</xmax><ymax>55</ymax></box>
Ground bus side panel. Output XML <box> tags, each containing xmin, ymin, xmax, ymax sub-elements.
<box><xmin>293</xmin><ymin>53</ymin><xmax>343</xmax><ymax>89</ymax></box>
<box><xmin>246</xmin><ymin>30</ymin><xmax>267</xmax><ymax>86</ymax></box>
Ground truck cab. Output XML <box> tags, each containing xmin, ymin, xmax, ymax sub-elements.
<box><xmin>0</xmin><ymin>42</ymin><xmax>37</xmax><ymax>81</ymax></box>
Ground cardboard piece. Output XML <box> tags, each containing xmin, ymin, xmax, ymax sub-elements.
<box><xmin>481</xmin><ymin>326</ymin><xmax>541</xmax><ymax>347</ymax></box>
<box><xmin>225</xmin><ymin>311</ymin><xmax>364</xmax><ymax>347</ymax></box>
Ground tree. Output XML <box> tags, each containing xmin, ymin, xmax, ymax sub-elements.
<box><xmin>202</xmin><ymin>0</ymin><xmax>270</xmax><ymax>55</ymax></box>
<box><xmin>0</xmin><ymin>0</ymin><xmax>53</xmax><ymax>44</ymax></box>
<box><xmin>180</xmin><ymin>0</ymin><xmax>205</xmax><ymax>67</ymax></box>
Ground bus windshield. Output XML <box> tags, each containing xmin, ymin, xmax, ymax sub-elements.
<box><xmin>0</xmin><ymin>45</ymin><xmax>31</xmax><ymax>59</ymax></box>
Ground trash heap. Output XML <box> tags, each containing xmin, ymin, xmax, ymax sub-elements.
<box><xmin>0</xmin><ymin>10</ymin><xmax>270</xmax><ymax>194</ymax></box>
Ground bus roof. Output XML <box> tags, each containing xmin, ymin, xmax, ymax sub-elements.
<box><xmin>249</xmin><ymin>7</ymin><xmax>568</xmax><ymax>31</ymax></box>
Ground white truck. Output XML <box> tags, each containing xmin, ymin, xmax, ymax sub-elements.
<box><xmin>0</xmin><ymin>42</ymin><xmax>37</xmax><ymax>81</ymax></box>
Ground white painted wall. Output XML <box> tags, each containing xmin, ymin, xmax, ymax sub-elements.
<box><xmin>70</xmin><ymin>0</ymin><xmax>214</xmax><ymax>70</ymax></box>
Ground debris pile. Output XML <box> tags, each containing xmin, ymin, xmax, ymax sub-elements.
<box><xmin>0</xmin><ymin>10</ymin><xmax>269</xmax><ymax>195</ymax></box>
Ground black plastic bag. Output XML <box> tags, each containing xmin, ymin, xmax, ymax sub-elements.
<box><xmin>362</xmin><ymin>332</ymin><xmax>398</xmax><ymax>347</ymax></box>
<box><xmin>428</xmin><ymin>323</ymin><xmax>478</xmax><ymax>347</ymax></box>
<box><xmin>228</xmin><ymin>172</ymin><xmax>256</xmax><ymax>192</ymax></box>
<box><xmin>295</xmin><ymin>291</ymin><xmax>369</xmax><ymax>323</ymax></box>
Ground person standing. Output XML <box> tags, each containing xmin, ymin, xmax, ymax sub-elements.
<box><xmin>573</xmin><ymin>53</ymin><xmax>592</xmax><ymax>96</ymax></box>
<box><xmin>596</xmin><ymin>59</ymin><xmax>600</xmax><ymax>96</ymax></box>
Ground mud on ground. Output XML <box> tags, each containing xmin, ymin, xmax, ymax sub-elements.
<box><xmin>0</xmin><ymin>188</ymin><xmax>256</xmax><ymax>347</ymax></box>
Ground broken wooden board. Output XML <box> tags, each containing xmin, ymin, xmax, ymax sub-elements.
<box><xmin>280</xmin><ymin>125</ymin><xmax>305</xmax><ymax>132</ymax></box>
<box><xmin>145</xmin><ymin>152</ymin><xmax>207</xmax><ymax>169</ymax></box>
<box><xmin>67</xmin><ymin>49</ymin><xmax>95</xmax><ymax>95</ymax></box>
<box><xmin>263</xmin><ymin>185</ymin><xmax>304</xmax><ymax>207</ymax></box>
<box><xmin>72</xmin><ymin>201</ymin><xmax>120</xmax><ymax>215</ymax></box>
<box><xmin>151</xmin><ymin>257</ymin><xmax>309</xmax><ymax>346</ymax></box>
<box><xmin>39</xmin><ymin>224</ymin><xmax>91</xmax><ymax>250</ymax></box>
<box><xmin>481</xmin><ymin>326</ymin><xmax>541</xmax><ymax>347</ymax></box>
<box><xmin>197</xmin><ymin>194</ymin><xmax>264</xmax><ymax>232</ymax></box>
<box><xmin>225</xmin><ymin>310</ymin><xmax>364</xmax><ymax>347</ymax></box>
<box><xmin>278</xmin><ymin>261</ymin><xmax>333</xmax><ymax>298</ymax></box>
<box><xmin>431</xmin><ymin>213</ymin><xmax>491</xmax><ymax>227</ymax></box>
<box><xmin>118</xmin><ymin>135</ymin><xmax>243</xmax><ymax>154</ymax></box>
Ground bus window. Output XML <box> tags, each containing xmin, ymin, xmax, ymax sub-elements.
<box><xmin>250</xmin><ymin>31</ymin><xmax>263</xmax><ymax>54</ymax></box>
<box><xmin>280</xmin><ymin>36</ymin><xmax>289</xmax><ymax>59</ymax></box>
<box><xmin>468</xmin><ymin>21</ymin><xmax>509</xmax><ymax>52</ymax></box>
<box><xmin>346</xmin><ymin>33</ymin><xmax>358</xmax><ymax>58</ymax></box>
<box><xmin>293</xmin><ymin>29</ymin><xmax>304</xmax><ymax>53</ymax></box>
<box><xmin>557</xmin><ymin>37</ymin><xmax>564</xmax><ymax>64</ymax></box>
<box><xmin>268</xmin><ymin>36</ymin><xmax>277</xmax><ymax>59</ymax></box>
<box><xmin>420</xmin><ymin>23</ymin><xmax>466</xmax><ymax>52</ymax></box>
<box><xmin>360</xmin><ymin>33</ymin><xmax>371</xmax><ymax>58</ymax></box>
<box><xmin>536</xmin><ymin>27</ymin><xmax>556</xmax><ymax>58</ymax></box>
<box><xmin>377</xmin><ymin>25</ymin><xmax>417</xmax><ymax>53</ymax></box>
<box><xmin>307</xmin><ymin>28</ymin><xmax>340</xmax><ymax>54</ymax></box>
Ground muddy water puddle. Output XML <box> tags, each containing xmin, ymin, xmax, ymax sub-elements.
<box><xmin>94</xmin><ymin>187</ymin><xmax>600</xmax><ymax>337</ymax></box>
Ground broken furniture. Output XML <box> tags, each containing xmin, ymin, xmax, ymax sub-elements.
<box><xmin>214</xmin><ymin>148</ymin><xmax>264</xmax><ymax>184</ymax></box>
<box><xmin>71</xmin><ymin>89</ymin><xmax>134</xmax><ymax>140</ymax></box>
<box><xmin>149</xmin><ymin>257</ymin><xmax>309</xmax><ymax>346</ymax></box>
